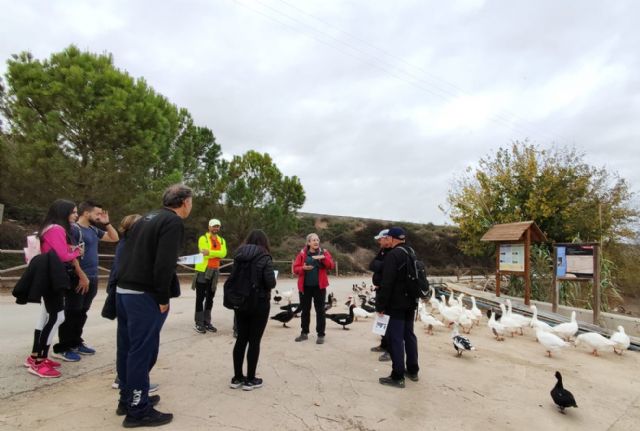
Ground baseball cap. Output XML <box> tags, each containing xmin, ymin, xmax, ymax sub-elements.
<box><xmin>387</xmin><ymin>227</ymin><xmax>406</xmax><ymax>240</ymax></box>
<box><xmin>208</xmin><ymin>218</ymin><xmax>221</xmax><ymax>227</ymax></box>
<box><xmin>374</xmin><ymin>229</ymin><xmax>389</xmax><ymax>240</ymax></box>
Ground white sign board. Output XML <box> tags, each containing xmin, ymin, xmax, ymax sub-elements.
<box><xmin>499</xmin><ymin>244</ymin><xmax>525</xmax><ymax>272</ymax></box>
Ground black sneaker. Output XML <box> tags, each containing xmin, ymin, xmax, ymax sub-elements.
<box><xmin>194</xmin><ymin>324</ymin><xmax>206</xmax><ymax>334</ymax></box>
<box><xmin>405</xmin><ymin>372</ymin><xmax>419</xmax><ymax>382</ymax></box>
<box><xmin>204</xmin><ymin>323</ymin><xmax>217</xmax><ymax>333</ymax></box>
<box><xmin>370</xmin><ymin>345</ymin><xmax>384</xmax><ymax>352</ymax></box>
<box><xmin>229</xmin><ymin>377</ymin><xmax>244</xmax><ymax>389</ymax></box>
<box><xmin>116</xmin><ymin>395</ymin><xmax>160</xmax><ymax>416</ymax></box>
<box><xmin>316</xmin><ymin>336</ymin><xmax>325</xmax><ymax>345</ymax></box>
<box><xmin>122</xmin><ymin>407</ymin><xmax>172</xmax><ymax>428</ymax></box>
<box><xmin>242</xmin><ymin>377</ymin><xmax>263</xmax><ymax>391</ymax></box>
<box><xmin>379</xmin><ymin>376</ymin><xmax>405</xmax><ymax>388</ymax></box>
<box><xmin>294</xmin><ymin>333</ymin><xmax>308</xmax><ymax>342</ymax></box>
<box><xmin>378</xmin><ymin>352</ymin><xmax>391</xmax><ymax>362</ymax></box>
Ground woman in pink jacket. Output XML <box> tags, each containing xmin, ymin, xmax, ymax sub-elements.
<box><xmin>25</xmin><ymin>199</ymin><xmax>89</xmax><ymax>378</ymax></box>
<box><xmin>292</xmin><ymin>233</ymin><xmax>334</xmax><ymax>345</ymax></box>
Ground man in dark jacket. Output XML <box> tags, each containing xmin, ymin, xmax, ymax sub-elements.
<box><xmin>369</xmin><ymin>229</ymin><xmax>391</xmax><ymax>360</ymax></box>
<box><xmin>115</xmin><ymin>184</ymin><xmax>192</xmax><ymax>427</ymax></box>
<box><xmin>375</xmin><ymin>227</ymin><xmax>419</xmax><ymax>388</ymax></box>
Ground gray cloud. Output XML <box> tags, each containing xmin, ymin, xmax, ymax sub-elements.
<box><xmin>1</xmin><ymin>0</ymin><xmax>638</xmax><ymax>225</ymax></box>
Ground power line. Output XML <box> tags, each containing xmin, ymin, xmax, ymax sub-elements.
<box><xmin>231</xmin><ymin>0</ymin><xmax>567</xmax><ymax>144</ymax></box>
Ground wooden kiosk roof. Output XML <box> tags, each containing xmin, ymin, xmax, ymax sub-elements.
<box><xmin>480</xmin><ymin>221</ymin><xmax>547</xmax><ymax>243</ymax></box>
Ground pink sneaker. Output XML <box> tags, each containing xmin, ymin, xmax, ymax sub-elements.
<box><xmin>28</xmin><ymin>362</ymin><xmax>61</xmax><ymax>378</ymax></box>
<box><xmin>24</xmin><ymin>357</ymin><xmax>61</xmax><ymax>368</ymax></box>
<box><xmin>24</xmin><ymin>356</ymin><xmax>36</xmax><ymax>368</ymax></box>
<box><xmin>43</xmin><ymin>358</ymin><xmax>62</xmax><ymax>368</ymax></box>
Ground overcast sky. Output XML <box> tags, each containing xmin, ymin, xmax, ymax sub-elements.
<box><xmin>1</xmin><ymin>0</ymin><xmax>639</xmax><ymax>225</ymax></box>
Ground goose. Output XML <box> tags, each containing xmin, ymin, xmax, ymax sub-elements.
<box><xmin>575</xmin><ymin>332</ymin><xmax>616</xmax><ymax>356</ymax></box>
<box><xmin>270</xmin><ymin>301</ymin><xmax>294</xmax><ymax>327</ymax></box>
<box><xmin>273</xmin><ymin>290</ymin><xmax>282</xmax><ymax>304</ymax></box>
<box><xmin>451</xmin><ymin>324</ymin><xmax>476</xmax><ymax>357</ymax></box>
<box><xmin>610</xmin><ymin>326</ymin><xmax>631</xmax><ymax>355</ymax></box>
<box><xmin>536</xmin><ymin>327</ymin><xmax>569</xmax><ymax>357</ymax></box>
<box><xmin>550</xmin><ymin>371</ymin><xmax>578</xmax><ymax>413</ymax></box>
<box><xmin>419</xmin><ymin>307</ymin><xmax>444</xmax><ymax>335</ymax></box>
<box><xmin>326</xmin><ymin>303</ymin><xmax>355</xmax><ymax>330</ymax></box>
<box><xmin>551</xmin><ymin>311</ymin><xmax>578</xmax><ymax>341</ymax></box>
<box><xmin>470</xmin><ymin>296</ymin><xmax>482</xmax><ymax>325</ymax></box>
<box><xmin>437</xmin><ymin>300</ymin><xmax>462</xmax><ymax>326</ymax></box>
<box><xmin>457</xmin><ymin>310</ymin><xmax>474</xmax><ymax>334</ymax></box>
<box><xmin>498</xmin><ymin>303</ymin><xmax>523</xmax><ymax>337</ymax></box>
<box><xmin>353</xmin><ymin>300</ymin><xmax>373</xmax><ymax>320</ymax></box>
<box><xmin>487</xmin><ymin>310</ymin><xmax>506</xmax><ymax>341</ymax></box>
<box><xmin>506</xmin><ymin>299</ymin><xmax>531</xmax><ymax>329</ymax></box>
<box><xmin>530</xmin><ymin>305</ymin><xmax>553</xmax><ymax>332</ymax></box>
<box><xmin>280</xmin><ymin>288</ymin><xmax>294</xmax><ymax>301</ymax></box>
<box><xmin>428</xmin><ymin>287</ymin><xmax>440</xmax><ymax>310</ymax></box>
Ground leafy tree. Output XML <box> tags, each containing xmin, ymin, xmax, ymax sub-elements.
<box><xmin>217</xmin><ymin>150</ymin><xmax>305</xmax><ymax>244</ymax></box>
<box><xmin>0</xmin><ymin>46</ymin><xmax>222</xmax><ymax>213</ymax></box>
<box><xmin>445</xmin><ymin>141</ymin><xmax>638</xmax><ymax>255</ymax></box>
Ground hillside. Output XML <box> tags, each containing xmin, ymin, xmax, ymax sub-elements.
<box><xmin>0</xmin><ymin>210</ymin><xmax>489</xmax><ymax>276</ymax></box>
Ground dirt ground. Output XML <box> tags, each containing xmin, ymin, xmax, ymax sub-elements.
<box><xmin>0</xmin><ymin>276</ymin><xmax>639</xmax><ymax>431</ymax></box>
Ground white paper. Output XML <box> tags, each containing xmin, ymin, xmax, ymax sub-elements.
<box><xmin>177</xmin><ymin>253</ymin><xmax>204</xmax><ymax>265</ymax></box>
<box><xmin>372</xmin><ymin>314</ymin><xmax>390</xmax><ymax>336</ymax></box>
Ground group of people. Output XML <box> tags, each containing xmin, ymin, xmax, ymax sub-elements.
<box><xmin>15</xmin><ymin>182</ymin><xmax>421</xmax><ymax>428</ymax></box>
<box><xmin>16</xmin><ymin>199</ymin><xmax>118</xmax><ymax>379</ymax></box>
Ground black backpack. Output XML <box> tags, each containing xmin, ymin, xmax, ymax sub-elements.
<box><xmin>223</xmin><ymin>254</ymin><xmax>262</xmax><ymax>312</ymax></box>
<box><xmin>397</xmin><ymin>246</ymin><xmax>429</xmax><ymax>300</ymax></box>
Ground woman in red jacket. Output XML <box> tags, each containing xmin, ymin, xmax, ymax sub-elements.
<box><xmin>292</xmin><ymin>233</ymin><xmax>334</xmax><ymax>344</ymax></box>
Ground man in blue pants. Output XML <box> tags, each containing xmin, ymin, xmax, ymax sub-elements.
<box><xmin>115</xmin><ymin>184</ymin><xmax>193</xmax><ymax>427</ymax></box>
<box><xmin>375</xmin><ymin>227</ymin><xmax>419</xmax><ymax>388</ymax></box>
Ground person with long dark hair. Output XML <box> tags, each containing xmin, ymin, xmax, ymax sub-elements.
<box><xmin>228</xmin><ymin>229</ymin><xmax>277</xmax><ymax>391</ymax></box>
<box><xmin>25</xmin><ymin>199</ymin><xmax>89</xmax><ymax>378</ymax></box>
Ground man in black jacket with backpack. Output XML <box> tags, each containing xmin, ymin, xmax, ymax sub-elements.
<box><xmin>375</xmin><ymin>227</ymin><xmax>420</xmax><ymax>388</ymax></box>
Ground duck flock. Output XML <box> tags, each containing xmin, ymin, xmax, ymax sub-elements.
<box><xmin>271</xmin><ymin>282</ymin><xmax>632</xmax><ymax>359</ymax></box>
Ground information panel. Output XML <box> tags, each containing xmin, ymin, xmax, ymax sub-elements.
<box><xmin>499</xmin><ymin>243</ymin><xmax>525</xmax><ymax>272</ymax></box>
<box><xmin>556</xmin><ymin>245</ymin><xmax>594</xmax><ymax>278</ymax></box>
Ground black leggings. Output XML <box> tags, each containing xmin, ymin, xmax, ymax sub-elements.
<box><xmin>31</xmin><ymin>293</ymin><xmax>64</xmax><ymax>359</ymax></box>
<box><xmin>233</xmin><ymin>300</ymin><xmax>270</xmax><ymax>380</ymax></box>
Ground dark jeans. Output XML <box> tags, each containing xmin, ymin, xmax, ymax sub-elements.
<box><xmin>233</xmin><ymin>299</ymin><xmax>270</xmax><ymax>380</ymax></box>
<box><xmin>300</xmin><ymin>285</ymin><xmax>326</xmax><ymax>337</ymax></box>
<box><xmin>116</xmin><ymin>293</ymin><xmax>168</xmax><ymax>418</ymax></box>
<box><xmin>387</xmin><ymin>309</ymin><xmax>419</xmax><ymax>380</ymax></box>
<box><xmin>54</xmin><ymin>275</ymin><xmax>98</xmax><ymax>352</ymax></box>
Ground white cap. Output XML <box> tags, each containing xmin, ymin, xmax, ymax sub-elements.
<box><xmin>374</xmin><ymin>229</ymin><xmax>389</xmax><ymax>240</ymax></box>
<box><xmin>208</xmin><ymin>218</ymin><xmax>221</xmax><ymax>227</ymax></box>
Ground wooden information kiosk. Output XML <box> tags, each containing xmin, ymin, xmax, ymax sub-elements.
<box><xmin>481</xmin><ymin>221</ymin><xmax>547</xmax><ymax>306</ymax></box>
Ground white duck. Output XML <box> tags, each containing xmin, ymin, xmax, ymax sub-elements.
<box><xmin>470</xmin><ymin>296</ymin><xmax>482</xmax><ymax>325</ymax></box>
<box><xmin>506</xmin><ymin>299</ymin><xmax>531</xmax><ymax>329</ymax></box>
<box><xmin>551</xmin><ymin>311</ymin><xmax>578</xmax><ymax>341</ymax></box>
<box><xmin>575</xmin><ymin>332</ymin><xmax>616</xmax><ymax>356</ymax></box>
<box><xmin>419</xmin><ymin>307</ymin><xmax>444</xmax><ymax>335</ymax></box>
<box><xmin>487</xmin><ymin>310</ymin><xmax>505</xmax><ymax>341</ymax></box>
<box><xmin>498</xmin><ymin>303</ymin><xmax>523</xmax><ymax>337</ymax></box>
<box><xmin>437</xmin><ymin>299</ymin><xmax>462</xmax><ymax>326</ymax></box>
<box><xmin>428</xmin><ymin>286</ymin><xmax>439</xmax><ymax>310</ymax></box>
<box><xmin>536</xmin><ymin>327</ymin><xmax>569</xmax><ymax>357</ymax></box>
<box><xmin>610</xmin><ymin>326</ymin><xmax>631</xmax><ymax>355</ymax></box>
<box><xmin>457</xmin><ymin>310</ymin><xmax>474</xmax><ymax>334</ymax></box>
<box><xmin>529</xmin><ymin>305</ymin><xmax>553</xmax><ymax>332</ymax></box>
<box><xmin>280</xmin><ymin>288</ymin><xmax>294</xmax><ymax>301</ymax></box>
